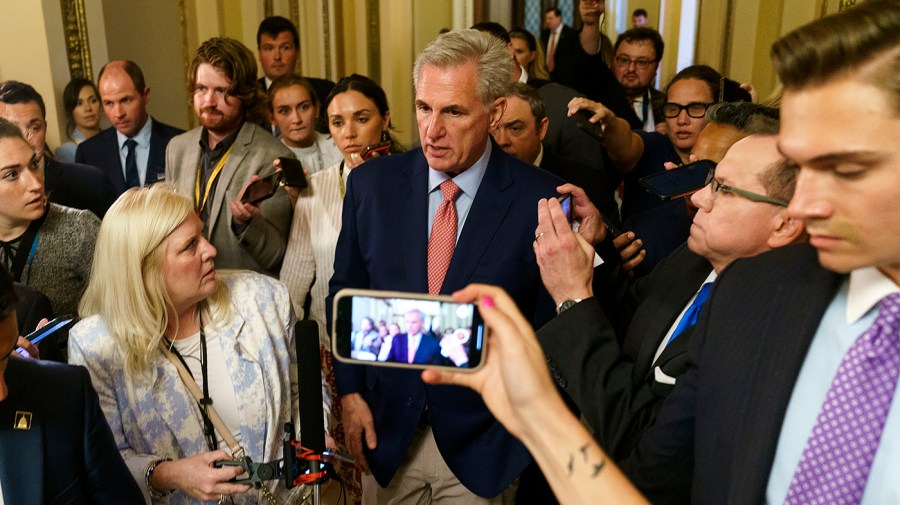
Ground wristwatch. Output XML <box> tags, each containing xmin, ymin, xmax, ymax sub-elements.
<box><xmin>556</xmin><ymin>298</ymin><xmax>583</xmax><ymax>314</ymax></box>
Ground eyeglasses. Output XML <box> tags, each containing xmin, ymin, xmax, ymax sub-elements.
<box><xmin>613</xmin><ymin>56</ymin><xmax>657</xmax><ymax>69</ymax></box>
<box><xmin>662</xmin><ymin>102</ymin><xmax>714</xmax><ymax>118</ymax></box>
<box><xmin>704</xmin><ymin>166</ymin><xmax>789</xmax><ymax>207</ymax></box>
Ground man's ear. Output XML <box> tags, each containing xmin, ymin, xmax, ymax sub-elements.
<box><xmin>768</xmin><ymin>211</ymin><xmax>806</xmax><ymax>249</ymax></box>
<box><xmin>488</xmin><ymin>97</ymin><xmax>507</xmax><ymax>131</ymax></box>
<box><xmin>537</xmin><ymin>117</ymin><xmax>549</xmax><ymax>141</ymax></box>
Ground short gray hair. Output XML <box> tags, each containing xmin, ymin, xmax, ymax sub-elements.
<box><xmin>413</xmin><ymin>29</ymin><xmax>512</xmax><ymax>107</ymax></box>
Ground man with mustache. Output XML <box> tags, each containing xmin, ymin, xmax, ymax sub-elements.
<box><xmin>166</xmin><ymin>37</ymin><xmax>294</xmax><ymax>276</ymax></box>
<box><xmin>75</xmin><ymin>60</ymin><xmax>183</xmax><ymax>199</ymax></box>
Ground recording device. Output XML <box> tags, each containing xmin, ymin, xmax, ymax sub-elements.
<box><xmin>212</xmin><ymin>320</ymin><xmax>351</xmax><ymax>493</ymax></box>
<box><xmin>332</xmin><ymin>289</ymin><xmax>487</xmax><ymax>371</ymax></box>
<box><xmin>15</xmin><ymin>315</ymin><xmax>74</xmax><ymax>357</ymax></box>
<box><xmin>573</xmin><ymin>109</ymin><xmax>605</xmax><ymax>143</ymax></box>
<box><xmin>558</xmin><ymin>194</ymin><xmax>574</xmax><ymax>224</ymax></box>
<box><xmin>361</xmin><ymin>141</ymin><xmax>391</xmax><ymax>160</ymax></box>
<box><xmin>241</xmin><ymin>172</ymin><xmax>283</xmax><ymax>205</ymax></box>
<box><xmin>639</xmin><ymin>159</ymin><xmax>715</xmax><ymax>200</ymax></box>
<box><xmin>277</xmin><ymin>157</ymin><xmax>308</xmax><ymax>188</ymax></box>
<box><xmin>603</xmin><ymin>217</ymin><xmax>622</xmax><ymax>239</ymax></box>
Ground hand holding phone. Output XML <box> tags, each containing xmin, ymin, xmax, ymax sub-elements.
<box><xmin>361</xmin><ymin>141</ymin><xmax>391</xmax><ymax>161</ymax></box>
<box><xmin>332</xmin><ymin>289</ymin><xmax>487</xmax><ymax>372</ymax></box>
<box><xmin>15</xmin><ymin>315</ymin><xmax>74</xmax><ymax>358</ymax></box>
<box><xmin>240</xmin><ymin>172</ymin><xmax>283</xmax><ymax>205</ymax></box>
<box><xmin>573</xmin><ymin>109</ymin><xmax>605</xmax><ymax>143</ymax></box>
<box><xmin>276</xmin><ymin>157</ymin><xmax>308</xmax><ymax>188</ymax></box>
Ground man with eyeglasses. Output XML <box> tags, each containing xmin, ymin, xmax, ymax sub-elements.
<box><xmin>530</xmin><ymin>126</ymin><xmax>803</xmax><ymax>461</ymax></box>
<box><xmin>612</xmin><ymin>28</ymin><xmax>665</xmax><ymax>133</ymax></box>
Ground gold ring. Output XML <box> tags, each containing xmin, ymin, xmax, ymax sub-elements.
<box><xmin>534</xmin><ymin>232</ymin><xmax>545</xmax><ymax>242</ymax></box>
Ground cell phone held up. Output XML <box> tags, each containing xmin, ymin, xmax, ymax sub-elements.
<box><xmin>332</xmin><ymin>288</ymin><xmax>487</xmax><ymax>372</ymax></box>
<box><xmin>15</xmin><ymin>315</ymin><xmax>75</xmax><ymax>357</ymax></box>
<box><xmin>277</xmin><ymin>157</ymin><xmax>308</xmax><ymax>188</ymax></box>
<box><xmin>240</xmin><ymin>171</ymin><xmax>283</xmax><ymax>205</ymax></box>
<box><xmin>573</xmin><ymin>109</ymin><xmax>605</xmax><ymax>143</ymax></box>
<box><xmin>639</xmin><ymin>159</ymin><xmax>715</xmax><ymax>201</ymax></box>
<box><xmin>360</xmin><ymin>141</ymin><xmax>391</xmax><ymax>161</ymax></box>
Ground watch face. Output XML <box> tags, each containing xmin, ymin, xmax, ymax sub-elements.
<box><xmin>558</xmin><ymin>299</ymin><xmax>579</xmax><ymax>313</ymax></box>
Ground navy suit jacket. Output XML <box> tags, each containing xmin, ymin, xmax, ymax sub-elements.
<box><xmin>620</xmin><ymin>243</ymin><xmax>845</xmax><ymax>504</ymax></box>
<box><xmin>44</xmin><ymin>157</ymin><xmax>116</xmax><ymax>218</ymax></box>
<box><xmin>74</xmin><ymin>118</ymin><xmax>183</xmax><ymax>197</ymax></box>
<box><xmin>328</xmin><ymin>145</ymin><xmax>563</xmax><ymax>497</ymax></box>
<box><xmin>386</xmin><ymin>333</ymin><xmax>443</xmax><ymax>365</ymax></box>
<box><xmin>0</xmin><ymin>359</ymin><xmax>143</xmax><ymax>504</ymax></box>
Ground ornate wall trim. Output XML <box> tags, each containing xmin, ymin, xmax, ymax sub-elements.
<box><xmin>366</xmin><ymin>0</ymin><xmax>380</xmax><ymax>81</ymax></box>
<box><xmin>60</xmin><ymin>0</ymin><xmax>93</xmax><ymax>78</ymax></box>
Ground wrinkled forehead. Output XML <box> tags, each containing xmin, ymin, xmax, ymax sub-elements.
<box><xmin>717</xmin><ymin>135</ymin><xmax>781</xmax><ymax>184</ymax></box>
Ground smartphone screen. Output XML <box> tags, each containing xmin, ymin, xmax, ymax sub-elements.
<box><xmin>332</xmin><ymin>289</ymin><xmax>486</xmax><ymax>371</ymax></box>
<box><xmin>638</xmin><ymin>159</ymin><xmax>715</xmax><ymax>200</ymax></box>
<box><xmin>241</xmin><ymin>172</ymin><xmax>283</xmax><ymax>204</ymax></box>
<box><xmin>558</xmin><ymin>194</ymin><xmax>574</xmax><ymax>224</ymax></box>
<box><xmin>15</xmin><ymin>315</ymin><xmax>74</xmax><ymax>357</ymax></box>
<box><xmin>361</xmin><ymin>141</ymin><xmax>391</xmax><ymax>161</ymax></box>
<box><xmin>278</xmin><ymin>157</ymin><xmax>308</xmax><ymax>188</ymax></box>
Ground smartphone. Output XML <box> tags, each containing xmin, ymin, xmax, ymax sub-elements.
<box><xmin>241</xmin><ymin>172</ymin><xmax>284</xmax><ymax>205</ymax></box>
<box><xmin>557</xmin><ymin>194</ymin><xmax>574</xmax><ymax>224</ymax></box>
<box><xmin>573</xmin><ymin>109</ymin><xmax>604</xmax><ymax>143</ymax></box>
<box><xmin>15</xmin><ymin>315</ymin><xmax>74</xmax><ymax>356</ymax></box>
<box><xmin>603</xmin><ymin>217</ymin><xmax>622</xmax><ymax>239</ymax></box>
<box><xmin>278</xmin><ymin>157</ymin><xmax>308</xmax><ymax>188</ymax></box>
<box><xmin>332</xmin><ymin>289</ymin><xmax>487</xmax><ymax>372</ymax></box>
<box><xmin>639</xmin><ymin>159</ymin><xmax>715</xmax><ymax>200</ymax></box>
<box><xmin>360</xmin><ymin>141</ymin><xmax>391</xmax><ymax>161</ymax></box>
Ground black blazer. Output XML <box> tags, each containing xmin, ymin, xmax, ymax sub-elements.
<box><xmin>538</xmin><ymin>244</ymin><xmax>711</xmax><ymax>459</ymax></box>
<box><xmin>44</xmin><ymin>156</ymin><xmax>116</xmax><ymax>218</ymax></box>
<box><xmin>539</xmin><ymin>149</ymin><xmax>619</xmax><ymax>227</ymax></box>
<box><xmin>328</xmin><ymin>145</ymin><xmax>563</xmax><ymax>497</ymax></box>
<box><xmin>74</xmin><ymin>118</ymin><xmax>183</xmax><ymax>197</ymax></box>
<box><xmin>621</xmin><ymin>243</ymin><xmax>843</xmax><ymax>504</ymax></box>
<box><xmin>540</xmin><ymin>24</ymin><xmax>576</xmax><ymax>81</ymax></box>
<box><xmin>0</xmin><ymin>359</ymin><xmax>144</xmax><ymax>504</ymax></box>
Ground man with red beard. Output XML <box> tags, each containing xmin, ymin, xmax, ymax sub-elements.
<box><xmin>166</xmin><ymin>37</ymin><xmax>294</xmax><ymax>276</ymax></box>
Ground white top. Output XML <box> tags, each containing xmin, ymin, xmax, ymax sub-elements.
<box><xmin>284</xmin><ymin>132</ymin><xmax>343</xmax><ymax>177</ymax></box>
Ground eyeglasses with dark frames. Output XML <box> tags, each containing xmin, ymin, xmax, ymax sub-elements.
<box><xmin>613</xmin><ymin>56</ymin><xmax>657</xmax><ymax>69</ymax></box>
<box><xmin>662</xmin><ymin>102</ymin><xmax>715</xmax><ymax>119</ymax></box>
<box><xmin>704</xmin><ymin>166</ymin><xmax>789</xmax><ymax>207</ymax></box>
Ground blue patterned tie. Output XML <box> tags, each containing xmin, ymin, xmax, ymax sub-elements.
<box><xmin>668</xmin><ymin>282</ymin><xmax>713</xmax><ymax>345</ymax></box>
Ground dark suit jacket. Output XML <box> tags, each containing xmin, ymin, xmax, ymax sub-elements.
<box><xmin>74</xmin><ymin>118</ymin><xmax>184</xmax><ymax>197</ymax></box>
<box><xmin>540</xmin><ymin>149</ymin><xmax>620</xmax><ymax>227</ymax></box>
<box><xmin>538</xmin><ymin>244</ymin><xmax>711</xmax><ymax>460</ymax></box>
<box><xmin>540</xmin><ymin>24</ymin><xmax>576</xmax><ymax>82</ymax></box>
<box><xmin>386</xmin><ymin>333</ymin><xmax>443</xmax><ymax>365</ymax></box>
<box><xmin>328</xmin><ymin>145</ymin><xmax>563</xmax><ymax>497</ymax></box>
<box><xmin>0</xmin><ymin>359</ymin><xmax>144</xmax><ymax>504</ymax></box>
<box><xmin>623</xmin><ymin>199</ymin><xmax>693</xmax><ymax>278</ymax></box>
<box><xmin>43</xmin><ymin>157</ymin><xmax>116</xmax><ymax>218</ymax></box>
<box><xmin>620</xmin><ymin>243</ymin><xmax>844</xmax><ymax>504</ymax></box>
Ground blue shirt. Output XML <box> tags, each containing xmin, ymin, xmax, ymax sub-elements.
<box><xmin>115</xmin><ymin>118</ymin><xmax>153</xmax><ymax>186</ymax></box>
<box><xmin>622</xmin><ymin>130</ymin><xmax>680</xmax><ymax>221</ymax></box>
<box><xmin>766</xmin><ymin>267</ymin><xmax>900</xmax><ymax>504</ymax></box>
<box><xmin>426</xmin><ymin>140</ymin><xmax>491</xmax><ymax>241</ymax></box>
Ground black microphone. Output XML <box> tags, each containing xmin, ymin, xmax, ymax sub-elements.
<box><xmin>295</xmin><ymin>320</ymin><xmax>326</xmax><ymax>453</ymax></box>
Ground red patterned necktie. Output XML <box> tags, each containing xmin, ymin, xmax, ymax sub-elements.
<box><xmin>427</xmin><ymin>180</ymin><xmax>462</xmax><ymax>295</ymax></box>
<box><xmin>784</xmin><ymin>292</ymin><xmax>900</xmax><ymax>504</ymax></box>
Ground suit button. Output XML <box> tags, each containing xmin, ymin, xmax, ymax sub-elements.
<box><xmin>548</xmin><ymin>361</ymin><xmax>558</xmax><ymax>371</ymax></box>
<box><xmin>559</xmin><ymin>378</ymin><xmax>567</xmax><ymax>388</ymax></box>
<box><xmin>406</xmin><ymin>397</ymin><xmax>414</xmax><ymax>407</ymax></box>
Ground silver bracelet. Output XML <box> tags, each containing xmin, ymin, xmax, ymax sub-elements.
<box><xmin>145</xmin><ymin>457</ymin><xmax>173</xmax><ymax>498</ymax></box>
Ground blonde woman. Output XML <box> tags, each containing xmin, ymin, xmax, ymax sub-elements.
<box><xmin>69</xmin><ymin>184</ymin><xmax>331</xmax><ymax>504</ymax></box>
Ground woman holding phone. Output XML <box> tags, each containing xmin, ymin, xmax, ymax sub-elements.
<box><xmin>69</xmin><ymin>183</ymin><xmax>331</xmax><ymax>504</ymax></box>
<box><xmin>279</xmin><ymin>73</ymin><xmax>399</xmax><ymax>502</ymax></box>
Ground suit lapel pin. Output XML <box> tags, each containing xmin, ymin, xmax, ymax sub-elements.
<box><xmin>14</xmin><ymin>411</ymin><xmax>32</xmax><ymax>430</ymax></box>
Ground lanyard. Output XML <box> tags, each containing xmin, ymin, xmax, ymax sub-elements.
<box><xmin>8</xmin><ymin>210</ymin><xmax>47</xmax><ymax>283</ymax></box>
<box><xmin>165</xmin><ymin>307</ymin><xmax>218</xmax><ymax>451</ymax></box>
<box><xmin>338</xmin><ymin>160</ymin><xmax>346</xmax><ymax>199</ymax></box>
<box><xmin>194</xmin><ymin>146</ymin><xmax>234</xmax><ymax>214</ymax></box>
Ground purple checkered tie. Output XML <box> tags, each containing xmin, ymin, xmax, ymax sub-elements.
<box><xmin>784</xmin><ymin>292</ymin><xmax>900</xmax><ymax>505</ymax></box>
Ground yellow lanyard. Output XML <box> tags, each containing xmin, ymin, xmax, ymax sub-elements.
<box><xmin>338</xmin><ymin>161</ymin><xmax>346</xmax><ymax>199</ymax></box>
<box><xmin>194</xmin><ymin>145</ymin><xmax>234</xmax><ymax>214</ymax></box>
